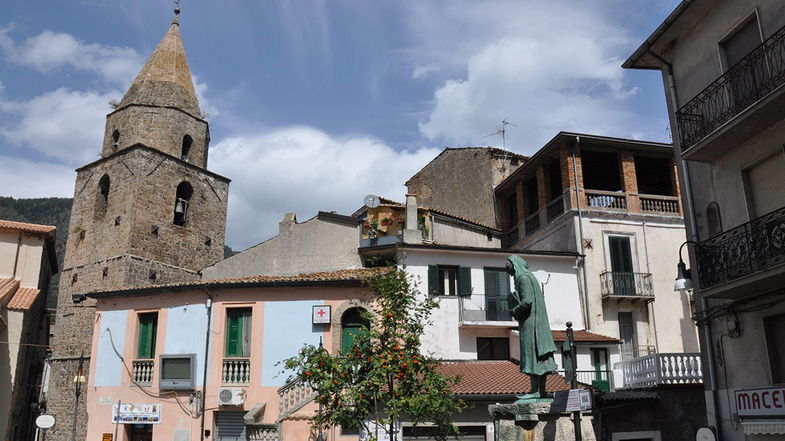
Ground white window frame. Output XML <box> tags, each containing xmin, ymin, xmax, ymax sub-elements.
<box><xmin>602</xmin><ymin>232</ymin><xmax>639</xmax><ymax>273</ymax></box>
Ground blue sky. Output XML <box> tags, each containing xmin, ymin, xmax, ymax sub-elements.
<box><xmin>0</xmin><ymin>0</ymin><xmax>681</xmax><ymax>249</ymax></box>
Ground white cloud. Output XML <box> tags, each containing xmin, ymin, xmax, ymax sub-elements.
<box><xmin>0</xmin><ymin>155</ymin><xmax>75</xmax><ymax>198</ymax></box>
<box><xmin>210</xmin><ymin>126</ymin><xmax>440</xmax><ymax>249</ymax></box>
<box><xmin>403</xmin><ymin>0</ymin><xmax>646</xmax><ymax>153</ymax></box>
<box><xmin>0</xmin><ymin>27</ymin><xmax>143</xmax><ymax>86</ymax></box>
<box><xmin>0</xmin><ymin>88</ymin><xmax>118</xmax><ymax>165</ymax></box>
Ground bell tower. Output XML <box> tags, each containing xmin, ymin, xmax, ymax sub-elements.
<box><xmin>46</xmin><ymin>13</ymin><xmax>230</xmax><ymax>441</ymax></box>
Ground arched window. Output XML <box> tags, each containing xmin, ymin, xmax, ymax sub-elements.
<box><xmin>173</xmin><ymin>181</ymin><xmax>193</xmax><ymax>227</ymax></box>
<box><xmin>111</xmin><ymin>130</ymin><xmax>120</xmax><ymax>149</ymax></box>
<box><xmin>95</xmin><ymin>174</ymin><xmax>110</xmax><ymax>218</ymax></box>
<box><xmin>707</xmin><ymin>202</ymin><xmax>723</xmax><ymax>237</ymax></box>
<box><xmin>181</xmin><ymin>135</ymin><xmax>193</xmax><ymax>162</ymax></box>
<box><xmin>341</xmin><ymin>308</ymin><xmax>370</xmax><ymax>354</ymax></box>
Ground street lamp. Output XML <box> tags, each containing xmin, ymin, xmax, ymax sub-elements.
<box><xmin>674</xmin><ymin>241</ymin><xmax>698</xmax><ymax>293</ymax></box>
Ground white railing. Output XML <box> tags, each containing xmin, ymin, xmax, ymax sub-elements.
<box><xmin>640</xmin><ymin>194</ymin><xmax>680</xmax><ymax>214</ymax></box>
<box><xmin>248</xmin><ymin>425</ymin><xmax>279</xmax><ymax>441</ymax></box>
<box><xmin>622</xmin><ymin>353</ymin><xmax>703</xmax><ymax>389</ymax></box>
<box><xmin>586</xmin><ymin>190</ymin><xmax>627</xmax><ymax>210</ymax></box>
<box><xmin>222</xmin><ymin>358</ymin><xmax>251</xmax><ymax>385</ymax></box>
<box><xmin>277</xmin><ymin>377</ymin><xmax>317</xmax><ymax>421</ymax></box>
<box><xmin>132</xmin><ymin>359</ymin><xmax>154</xmax><ymax>385</ymax></box>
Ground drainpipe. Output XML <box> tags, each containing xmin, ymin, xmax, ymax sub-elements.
<box><xmin>647</xmin><ymin>47</ymin><xmax>721</xmax><ymax>439</ymax></box>
<box><xmin>200</xmin><ymin>291</ymin><xmax>213</xmax><ymax>441</ymax></box>
<box><xmin>572</xmin><ymin>136</ymin><xmax>591</xmax><ymax>330</ymax></box>
<box><xmin>12</xmin><ymin>232</ymin><xmax>22</xmax><ymax>277</ymax></box>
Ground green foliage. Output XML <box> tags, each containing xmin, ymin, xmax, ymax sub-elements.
<box><xmin>282</xmin><ymin>269</ymin><xmax>464</xmax><ymax>441</ymax></box>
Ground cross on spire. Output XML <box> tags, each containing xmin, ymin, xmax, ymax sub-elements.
<box><xmin>174</xmin><ymin>0</ymin><xmax>181</xmax><ymax>15</ymax></box>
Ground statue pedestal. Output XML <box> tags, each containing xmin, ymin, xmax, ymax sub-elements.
<box><xmin>489</xmin><ymin>402</ymin><xmax>596</xmax><ymax>441</ymax></box>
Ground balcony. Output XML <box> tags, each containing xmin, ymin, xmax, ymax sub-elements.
<box><xmin>695</xmin><ymin>205</ymin><xmax>785</xmax><ymax>297</ymax></box>
<box><xmin>640</xmin><ymin>195</ymin><xmax>680</xmax><ymax>215</ymax></box>
<box><xmin>558</xmin><ymin>370</ymin><xmax>614</xmax><ymax>392</ymax></box>
<box><xmin>586</xmin><ymin>190</ymin><xmax>627</xmax><ymax>211</ymax></box>
<box><xmin>132</xmin><ymin>359</ymin><xmax>154</xmax><ymax>386</ymax></box>
<box><xmin>458</xmin><ymin>294</ymin><xmax>515</xmax><ymax>326</ymax></box>
<box><xmin>278</xmin><ymin>377</ymin><xmax>317</xmax><ymax>421</ymax></box>
<box><xmin>222</xmin><ymin>358</ymin><xmax>251</xmax><ymax>385</ymax></box>
<box><xmin>676</xmin><ymin>24</ymin><xmax>785</xmax><ymax>160</ymax></box>
<box><xmin>600</xmin><ymin>271</ymin><xmax>653</xmax><ymax>300</ymax></box>
<box><xmin>546</xmin><ymin>194</ymin><xmax>566</xmax><ymax>222</ymax></box>
<box><xmin>619</xmin><ymin>353</ymin><xmax>703</xmax><ymax>389</ymax></box>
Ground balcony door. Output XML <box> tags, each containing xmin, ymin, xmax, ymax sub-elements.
<box><xmin>608</xmin><ymin>236</ymin><xmax>635</xmax><ymax>295</ymax></box>
<box><xmin>619</xmin><ymin>312</ymin><xmax>637</xmax><ymax>360</ymax></box>
<box><xmin>484</xmin><ymin>268</ymin><xmax>511</xmax><ymax>321</ymax></box>
<box><xmin>720</xmin><ymin>14</ymin><xmax>766</xmax><ymax>109</ymax></box>
<box><xmin>591</xmin><ymin>348</ymin><xmax>610</xmax><ymax>392</ymax></box>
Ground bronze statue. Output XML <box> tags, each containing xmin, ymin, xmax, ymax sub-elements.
<box><xmin>507</xmin><ymin>255</ymin><xmax>557</xmax><ymax>401</ymax></box>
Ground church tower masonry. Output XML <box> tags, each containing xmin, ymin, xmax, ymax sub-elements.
<box><xmin>46</xmin><ymin>15</ymin><xmax>229</xmax><ymax>441</ymax></box>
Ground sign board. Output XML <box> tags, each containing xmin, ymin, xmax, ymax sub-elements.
<box><xmin>35</xmin><ymin>414</ymin><xmax>56</xmax><ymax>430</ymax></box>
<box><xmin>553</xmin><ymin>389</ymin><xmax>592</xmax><ymax>412</ymax></box>
<box><xmin>312</xmin><ymin>305</ymin><xmax>331</xmax><ymax>324</ymax></box>
<box><xmin>735</xmin><ymin>387</ymin><xmax>785</xmax><ymax>417</ymax></box>
<box><xmin>111</xmin><ymin>403</ymin><xmax>162</xmax><ymax>424</ymax></box>
<box><xmin>98</xmin><ymin>396</ymin><xmax>113</xmax><ymax>405</ymax></box>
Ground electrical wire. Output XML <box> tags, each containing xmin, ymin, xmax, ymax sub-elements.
<box><xmin>105</xmin><ymin>327</ymin><xmax>197</xmax><ymax>417</ymax></box>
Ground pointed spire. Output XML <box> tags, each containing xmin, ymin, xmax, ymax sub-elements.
<box><xmin>119</xmin><ymin>17</ymin><xmax>201</xmax><ymax>117</ymax></box>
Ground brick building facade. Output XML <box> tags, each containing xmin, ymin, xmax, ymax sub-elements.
<box><xmin>46</xmin><ymin>15</ymin><xmax>229</xmax><ymax>441</ymax></box>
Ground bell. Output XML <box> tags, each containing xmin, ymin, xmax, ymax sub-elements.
<box><xmin>175</xmin><ymin>200</ymin><xmax>185</xmax><ymax>214</ymax></box>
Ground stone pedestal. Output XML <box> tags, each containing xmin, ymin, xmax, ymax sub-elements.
<box><xmin>489</xmin><ymin>402</ymin><xmax>596</xmax><ymax>441</ymax></box>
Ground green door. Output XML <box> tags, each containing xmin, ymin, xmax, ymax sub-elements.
<box><xmin>590</xmin><ymin>348</ymin><xmax>610</xmax><ymax>392</ymax></box>
<box><xmin>609</xmin><ymin>236</ymin><xmax>634</xmax><ymax>295</ymax></box>
<box><xmin>341</xmin><ymin>308</ymin><xmax>369</xmax><ymax>354</ymax></box>
<box><xmin>484</xmin><ymin>268</ymin><xmax>511</xmax><ymax>321</ymax></box>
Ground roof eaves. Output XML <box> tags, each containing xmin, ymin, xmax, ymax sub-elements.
<box><xmin>622</xmin><ymin>0</ymin><xmax>694</xmax><ymax>70</ymax></box>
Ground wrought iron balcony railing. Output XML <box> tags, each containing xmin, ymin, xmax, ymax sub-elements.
<box><xmin>696</xmin><ymin>205</ymin><xmax>785</xmax><ymax>290</ymax></box>
<box><xmin>676</xmin><ymin>24</ymin><xmax>785</xmax><ymax>151</ymax></box>
<box><xmin>600</xmin><ymin>271</ymin><xmax>653</xmax><ymax>298</ymax></box>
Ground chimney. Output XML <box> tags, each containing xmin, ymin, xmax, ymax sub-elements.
<box><xmin>403</xmin><ymin>194</ymin><xmax>422</xmax><ymax>244</ymax></box>
<box><xmin>279</xmin><ymin>213</ymin><xmax>297</xmax><ymax>234</ymax></box>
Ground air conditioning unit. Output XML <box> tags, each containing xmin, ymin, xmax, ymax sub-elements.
<box><xmin>218</xmin><ymin>388</ymin><xmax>245</xmax><ymax>406</ymax></box>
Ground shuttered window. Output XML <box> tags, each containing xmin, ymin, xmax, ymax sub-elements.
<box><xmin>483</xmin><ymin>268</ymin><xmax>511</xmax><ymax>321</ymax></box>
<box><xmin>214</xmin><ymin>411</ymin><xmax>246</xmax><ymax>441</ymax></box>
<box><xmin>225</xmin><ymin>308</ymin><xmax>252</xmax><ymax>357</ymax></box>
<box><xmin>722</xmin><ymin>17</ymin><xmax>762</xmax><ymax>69</ymax></box>
<box><xmin>745</xmin><ymin>152</ymin><xmax>785</xmax><ymax>218</ymax></box>
<box><xmin>427</xmin><ymin>265</ymin><xmax>471</xmax><ymax>296</ymax></box>
<box><xmin>137</xmin><ymin>312</ymin><xmax>158</xmax><ymax>359</ymax></box>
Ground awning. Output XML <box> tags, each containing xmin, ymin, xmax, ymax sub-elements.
<box><xmin>741</xmin><ymin>419</ymin><xmax>785</xmax><ymax>435</ymax></box>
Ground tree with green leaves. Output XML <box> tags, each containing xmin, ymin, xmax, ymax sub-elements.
<box><xmin>282</xmin><ymin>269</ymin><xmax>465</xmax><ymax>441</ymax></box>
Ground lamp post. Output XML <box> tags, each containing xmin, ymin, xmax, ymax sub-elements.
<box><xmin>674</xmin><ymin>241</ymin><xmax>698</xmax><ymax>293</ymax></box>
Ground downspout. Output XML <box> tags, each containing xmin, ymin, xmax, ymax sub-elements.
<box><xmin>12</xmin><ymin>232</ymin><xmax>22</xmax><ymax>277</ymax></box>
<box><xmin>647</xmin><ymin>47</ymin><xmax>721</xmax><ymax>438</ymax></box>
<box><xmin>572</xmin><ymin>136</ymin><xmax>591</xmax><ymax>330</ymax></box>
<box><xmin>200</xmin><ymin>290</ymin><xmax>213</xmax><ymax>441</ymax></box>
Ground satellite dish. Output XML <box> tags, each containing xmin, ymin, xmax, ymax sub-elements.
<box><xmin>364</xmin><ymin>194</ymin><xmax>381</xmax><ymax>208</ymax></box>
<box><xmin>696</xmin><ymin>427</ymin><xmax>716</xmax><ymax>441</ymax></box>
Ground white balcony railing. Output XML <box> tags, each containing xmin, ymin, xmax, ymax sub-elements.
<box><xmin>248</xmin><ymin>425</ymin><xmax>279</xmax><ymax>441</ymax></box>
<box><xmin>621</xmin><ymin>353</ymin><xmax>703</xmax><ymax>389</ymax></box>
<box><xmin>132</xmin><ymin>359</ymin><xmax>154</xmax><ymax>385</ymax></box>
<box><xmin>222</xmin><ymin>358</ymin><xmax>251</xmax><ymax>385</ymax></box>
<box><xmin>277</xmin><ymin>377</ymin><xmax>317</xmax><ymax>421</ymax></box>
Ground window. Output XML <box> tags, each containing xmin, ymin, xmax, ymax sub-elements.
<box><xmin>427</xmin><ymin>265</ymin><xmax>471</xmax><ymax>296</ymax></box>
<box><xmin>477</xmin><ymin>337</ymin><xmax>509</xmax><ymax>360</ymax></box>
<box><xmin>607</xmin><ymin>235</ymin><xmax>635</xmax><ymax>295</ymax></box>
<box><xmin>181</xmin><ymin>135</ymin><xmax>193</xmax><ymax>162</ymax></box>
<box><xmin>173</xmin><ymin>181</ymin><xmax>193</xmax><ymax>226</ymax></box>
<box><xmin>720</xmin><ymin>15</ymin><xmax>766</xmax><ymax>107</ymax></box>
<box><xmin>483</xmin><ymin>268</ymin><xmax>511</xmax><ymax>321</ymax></box>
<box><xmin>744</xmin><ymin>151</ymin><xmax>785</xmax><ymax>218</ymax></box>
<box><xmin>225</xmin><ymin>308</ymin><xmax>252</xmax><ymax>358</ymax></box>
<box><xmin>764</xmin><ymin>312</ymin><xmax>785</xmax><ymax>383</ymax></box>
<box><xmin>341</xmin><ymin>308</ymin><xmax>369</xmax><ymax>354</ymax></box>
<box><xmin>111</xmin><ymin>130</ymin><xmax>120</xmax><ymax>149</ymax></box>
<box><xmin>721</xmin><ymin>15</ymin><xmax>762</xmax><ymax>70</ymax></box>
<box><xmin>96</xmin><ymin>174</ymin><xmax>110</xmax><ymax>218</ymax></box>
<box><xmin>137</xmin><ymin>312</ymin><xmax>158</xmax><ymax>360</ymax></box>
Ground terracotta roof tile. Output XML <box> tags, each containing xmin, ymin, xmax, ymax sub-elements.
<box><xmin>437</xmin><ymin>360</ymin><xmax>573</xmax><ymax>395</ymax></box>
<box><xmin>0</xmin><ymin>219</ymin><xmax>56</xmax><ymax>236</ymax></box>
<box><xmin>551</xmin><ymin>330</ymin><xmax>619</xmax><ymax>343</ymax></box>
<box><xmin>0</xmin><ymin>278</ymin><xmax>20</xmax><ymax>301</ymax></box>
<box><xmin>7</xmin><ymin>287</ymin><xmax>41</xmax><ymax>310</ymax></box>
<box><xmin>88</xmin><ymin>267</ymin><xmax>390</xmax><ymax>296</ymax></box>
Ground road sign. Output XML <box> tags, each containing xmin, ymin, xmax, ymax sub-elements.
<box><xmin>35</xmin><ymin>414</ymin><xmax>56</xmax><ymax>430</ymax></box>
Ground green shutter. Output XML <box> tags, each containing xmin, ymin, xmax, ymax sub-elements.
<box><xmin>137</xmin><ymin>313</ymin><xmax>157</xmax><ymax>359</ymax></box>
<box><xmin>226</xmin><ymin>308</ymin><xmax>252</xmax><ymax>357</ymax></box>
<box><xmin>458</xmin><ymin>267</ymin><xmax>472</xmax><ymax>296</ymax></box>
<box><xmin>609</xmin><ymin>236</ymin><xmax>633</xmax><ymax>273</ymax></box>
<box><xmin>427</xmin><ymin>265</ymin><xmax>438</xmax><ymax>295</ymax></box>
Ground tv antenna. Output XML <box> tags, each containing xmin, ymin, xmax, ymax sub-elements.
<box><xmin>483</xmin><ymin>120</ymin><xmax>517</xmax><ymax>149</ymax></box>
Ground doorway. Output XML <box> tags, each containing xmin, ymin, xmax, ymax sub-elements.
<box><xmin>126</xmin><ymin>424</ymin><xmax>153</xmax><ymax>441</ymax></box>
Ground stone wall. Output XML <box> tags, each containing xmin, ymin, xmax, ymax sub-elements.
<box><xmin>406</xmin><ymin>148</ymin><xmax>523</xmax><ymax>229</ymax></box>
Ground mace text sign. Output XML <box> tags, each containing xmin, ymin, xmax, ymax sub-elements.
<box><xmin>735</xmin><ymin>387</ymin><xmax>785</xmax><ymax>417</ymax></box>
<box><xmin>111</xmin><ymin>403</ymin><xmax>162</xmax><ymax>424</ymax></box>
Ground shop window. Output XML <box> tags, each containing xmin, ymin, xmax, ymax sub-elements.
<box><xmin>137</xmin><ymin>312</ymin><xmax>158</xmax><ymax>360</ymax></box>
<box><xmin>225</xmin><ymin>308</ymin><xmax>252</xmax><ymax>358</ymax></box>
<box><xmin>427</xmin><ymin>265</ymin><xmax>471</xmax><ymax>296</ymax></box>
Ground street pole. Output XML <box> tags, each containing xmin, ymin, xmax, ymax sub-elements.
<box><xmin>566</xmin><ymin>322</ymin><xmax>582</xmax><ymax>441</ymax></box>
<box><xmin>71</xmin><ymin>353</ymin><xmax>85</xmax><ymax>441</ymax></box>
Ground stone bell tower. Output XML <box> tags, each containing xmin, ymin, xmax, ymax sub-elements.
<box><xmin>46</xmin><ymin>13</ymin><xmax>230</xmax><ymax>441</ymax></box>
